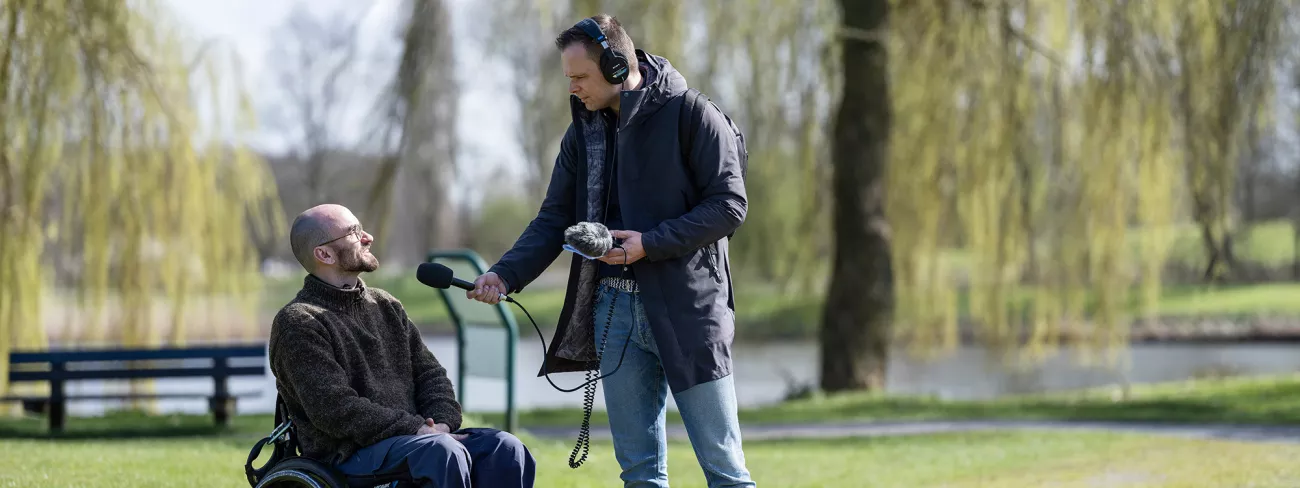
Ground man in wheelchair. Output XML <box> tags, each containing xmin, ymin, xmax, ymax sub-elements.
<box><xmin>253</xmin><ymin>204</ymin><xmax>535</xmax><ymax>487</ymax></box>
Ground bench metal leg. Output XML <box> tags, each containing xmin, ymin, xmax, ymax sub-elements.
<box><xmin>213</xmin><ymin>362</ymin><xmax>231</xmax><ymax>427</ymax></box>
<box><xmin>49</xmin><ymin>399</ymin><xmax>65</xmax><ymax>432</ymax></box>
<box><xmin>50</xmin><ymin>363</ymin><xmax>66</xmax><ymax>433</ymax></box>
<box><xmin>211</xmin><ymin>397</ymin><xmax>232</xmax><ymax>427</ymax></box>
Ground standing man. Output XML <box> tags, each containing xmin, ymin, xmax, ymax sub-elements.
<box><xmin>468</xmin><ymin>14</ymin><xmax>755</xmax><ymax>488</ymax></box>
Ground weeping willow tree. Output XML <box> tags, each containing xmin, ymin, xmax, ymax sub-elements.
<box><xmin>1173</xmin><ymin>0</ymin><xmax>1284</xmax><ymax>283</ymax></box>
<box><xmin>721</xmin><ymin>0</ymin><xmax>839</xmax><ymax>293</ymax></box>
<box><xmin>0</xmin><ymin>0</ymin><xmax>282</xmax><ymax>401</ymax></box>
<box><xmin>874</xmin><ymin>0</ymin><xmax>1285</xmax><ymax>378</ymax></box>
<box><xmin>825</xmin><ymin>0</ymin><xmax>1285</xmax><ymax>391</ymax></box>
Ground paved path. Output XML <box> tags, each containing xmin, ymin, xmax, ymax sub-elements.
<box><xmin>524</xmin><ymin>419</ymin><xmax>1300</xmax><ymax>444</ymax></box>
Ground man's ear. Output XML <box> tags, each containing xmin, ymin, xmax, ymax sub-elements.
<box><xmin>313</xmin><ymin>246</ymin><xmax>336</xmax><ymax>266</ymax></box>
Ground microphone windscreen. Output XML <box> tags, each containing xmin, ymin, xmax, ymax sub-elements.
<box><xmin>415</xmin><ymin>262</ymin><xmax>455</xmax><ymax>289</ymax></box>
<box><xmin>564</xmin><ymin>222</ymin><xmax>613</xmax><ymax>258</ymax></box>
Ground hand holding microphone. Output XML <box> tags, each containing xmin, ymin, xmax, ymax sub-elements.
<box><xmin>563</xmin><ymin>221</ymin><xmax>646</xmax><ymax>266</ymax></box>
<box><xmin>416</xmin><ymin>262</ymin><xmax>512</xmax><ymax>305</ymax></box>
<box><xmin>467</xmin><ymin>272</ymin><xmax>509</xmax><ymax>305</ymax></box>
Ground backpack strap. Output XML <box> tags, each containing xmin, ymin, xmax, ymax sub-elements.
<box><xmin>677</xmin><ymin>87</ymin><xmax>744</xmax><ymax>241</ymax></box>
<box><xmin>679</xmin><ymin>87</ymin><xmax>706</xmax><ymax>169</ymax></box>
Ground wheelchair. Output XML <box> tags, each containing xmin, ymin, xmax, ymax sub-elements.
<box><xmin>244</xmin><ymin>396</ymin><xmax>416</xmax><ymax>488</ymax></box>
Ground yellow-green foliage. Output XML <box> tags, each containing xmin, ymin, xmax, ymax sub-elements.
<box><xmin>885</xmin><ymin>0</ymin><xmax>1282</xmax><ymax>366</ymax></box>
<box><xmin>0</xmin><ymin>0</ymin><xmax>282</xmax><ymax>397</ymax></box>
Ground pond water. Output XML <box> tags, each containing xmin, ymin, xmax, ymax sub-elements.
<box><xmin>53</xmin><ymin>336</ymin><xmax>1300</xmax><ymax>418</ymax></box>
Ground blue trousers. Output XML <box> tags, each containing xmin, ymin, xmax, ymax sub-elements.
<box><xmin>593</xmin><ymin>282</ymin><xmax>756</xmax><ymax>487</ymax></box>
<box><xmin>334</xmin><ymin>427</ymin><xmax>535</xmax><ymax>488</ymax></box>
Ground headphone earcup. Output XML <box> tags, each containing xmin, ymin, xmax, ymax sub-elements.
<box><xmin>602</xmin><ymin>50</ymin><xmax>630</xmax><ymax>85</ymax></box>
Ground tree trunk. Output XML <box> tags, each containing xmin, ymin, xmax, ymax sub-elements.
<box><xmin>820</xmin><ymin>0</ymin><xmax>893</xmax><ymax>393</ymax></box>
<box><xmin>1199</xmin><ymin>219</ymin><xmax>1237</xmax><ymax>283</ymax></box>
<box><xmin>1242</xmin><ymin>116</ymin><xmax>1259</xmax><ymax>224</ymax></box>
<box><xmin>1292</xmin><ymin>220</ymin><xmax>1299</xmax><ymax>281</ymax></box>
<box><xmin>1294</xmin><ymin>172</ymin><xmax>1299</xmax><ymax>280</ymax></box>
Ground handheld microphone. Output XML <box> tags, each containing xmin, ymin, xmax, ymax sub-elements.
<box><xmin>415</xmin><ymin>262</ymin><xmax>514</xmax><ymax>303</ymax></box>
<box><xmin>564</xmin><ymin>222</ymin><xmax>615</xmax><ymax>259</ymax></box>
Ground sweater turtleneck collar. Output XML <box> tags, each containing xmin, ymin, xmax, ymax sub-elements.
<box><xmin>300</xmin><ymin>273</ymin><xmax>368</xmax><ymax>307</ymax></box>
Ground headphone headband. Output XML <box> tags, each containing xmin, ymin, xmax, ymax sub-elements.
<box><xmin>573</xmin><ymin>17</ymin><xmax>629</xmax><ymax>85</ymax></box>
<box><xmin>576</xmin><ymin>19</ymin><xmax>610</xmax><ymax>49</ymax></box>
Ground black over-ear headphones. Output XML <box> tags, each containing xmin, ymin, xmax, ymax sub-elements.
<box><xmin>576</xmin><ymin>18</ymin><xmax>630</xmax><ymax>85</ymax></box>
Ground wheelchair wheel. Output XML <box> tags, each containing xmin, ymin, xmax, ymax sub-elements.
<box><xmin>253</xmin><ymin>457</ymin><xmax>349</xmax><ymax>488</ymax></box>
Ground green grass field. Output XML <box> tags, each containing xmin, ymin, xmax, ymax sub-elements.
<box><xmin>5</xmin><ymin>374</ymin><xmax>1300</xmax><ymax>486</ymax></box>
<box><xmin>467</xmin><ymin>372</ymin><xmax>1300</xmax><ymax>430</ymax></box>
<box><xmin>3</xmin><ymin>429</ymin><xmax>1298</xmax><ymax>487</ymax></box>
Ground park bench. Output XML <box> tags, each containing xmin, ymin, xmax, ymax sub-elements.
<box><xmin>3</xmin><ymin>343</ymin><xmax>269</xmax><ymax>432</ymax></box>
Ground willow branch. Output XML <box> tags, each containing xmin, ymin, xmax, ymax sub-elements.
<box><xmin>840</xmin><ymin>6</ymin><xmax>1064</xmax><ymax>69</ymax></box>
<box><xmin>963</xmin><ymin>0</ymin><xmax>1066</xmax><ymax>69</ymax></box>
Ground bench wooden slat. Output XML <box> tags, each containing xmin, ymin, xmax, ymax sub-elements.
<box><xmin>10</xmin><ymin>365</ymin><xmax>266</xmax><ymax>382</ymax></box>
<box><xmin>9</xmin><ymin>344</ymin><xmax>266</xmax><ymax>363</ymax></box>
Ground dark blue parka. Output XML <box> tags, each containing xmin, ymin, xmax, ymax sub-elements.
<box><xmin>487</xmin><ymin>50</ymin><xmax>747</xmax><ymax>394</ymax></box>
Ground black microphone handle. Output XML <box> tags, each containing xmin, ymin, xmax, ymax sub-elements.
<box><xmin>450</xmin><ymin>277</ymin><xmax>475</xmax><ymax>291</ymax></box>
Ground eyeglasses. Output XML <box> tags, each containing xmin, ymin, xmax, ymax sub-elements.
<box><xmin>318</xmin><ymin>224</ymin><xmax>364</xmax><ymax>247</ymax></box>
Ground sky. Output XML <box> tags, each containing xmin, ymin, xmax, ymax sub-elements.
<box><xmin>160</xmin><ymin>0</ymin><xmax>527</xmax><ymax>196</ymax></box>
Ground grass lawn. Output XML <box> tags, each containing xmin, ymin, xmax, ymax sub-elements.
<box><xmin>480</xmin><ymin>372</ymin><xmax>1300</xmax><ymax>430</ymax></box>
<box><xmin>2</xmin><ymin>421</ymin><xmax>1298</xmax><ymax>487</ymax></box>
<box><xmin>1155</xmin><ymin>282</ymin><xmax>1300</xmax><ymax>316</ymax></box>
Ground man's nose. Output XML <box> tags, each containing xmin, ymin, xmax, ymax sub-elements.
<box><xmin>360</xmin><ymin>231</ymin><xmax>373</xmax><ymax>244</ymax></box>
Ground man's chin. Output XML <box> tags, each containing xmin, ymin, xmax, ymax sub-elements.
<box><xmin>346</xmin><ymin>257</ymin><xmax>380</xmax><ymax>273</ymax></box>
<box><xmin>361</xmin><ymin>259</ymin><xmax>379</xmax><ymax>273</ymax></box>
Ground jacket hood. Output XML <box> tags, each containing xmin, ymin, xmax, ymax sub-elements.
<box><xmin>571</xmin><ymin>49</ymin><xmax>687</xmax><ymax>128</ymax></box>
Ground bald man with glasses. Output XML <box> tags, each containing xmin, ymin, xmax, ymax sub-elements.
<box><xmin>267</xmin><ymin>204</ymin><xmax>536</xmax><ymax>488</ymax></box>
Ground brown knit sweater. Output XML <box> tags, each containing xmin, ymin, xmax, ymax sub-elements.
<box><xmin>268</xmin><ymin>274</ymin><xmax>462</xmax><ymax>464</ymax></box>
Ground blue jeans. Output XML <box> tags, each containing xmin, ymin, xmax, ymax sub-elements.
<box><xmin>593</xmin><ymin>283</ymin><xmax>755</xmax><ymax>488</ymax></box>
<box><xmin>334</xmin><ymin>427</ymin><xmax>535</xmax><ymax>487</ymax></box>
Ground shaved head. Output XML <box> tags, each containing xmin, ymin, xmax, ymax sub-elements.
<box><xmin>289</xmin><ymin>204</ymin><xmax>369</xmax><ymax>272</ymax></box>
<box><xmin>290</xmin><ymin>210</ymin><xmax>329</xmax><ymax>271</ymax></box>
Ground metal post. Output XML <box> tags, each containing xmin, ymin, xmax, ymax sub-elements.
<box><xmin>456</xmin><ymin>324</ymin><xmax>467</xmax><ymax>409</ymax></box>
<box><xmin>506</xmin><ymin>316</ymin><xmax>517</xmax><ymax>434</ymax></box>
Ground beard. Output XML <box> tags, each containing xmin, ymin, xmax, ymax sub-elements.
<box><xmin>337</xmin><ymin>245</ymin><xmax>379</xmax><ymax>273</ymax></box>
